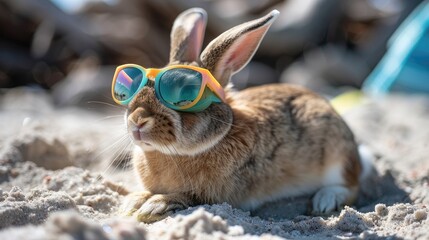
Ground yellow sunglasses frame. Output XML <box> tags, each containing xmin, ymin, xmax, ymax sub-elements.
<box><xmin>111</xmin><ymin>64</ymin><xmax>226</xmax><ymax>111</ymax></box>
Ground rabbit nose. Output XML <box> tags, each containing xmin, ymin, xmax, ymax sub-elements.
<box><xmin>129</xmin><ymin>120</ymin><xmax>147</xmax><ymax>141</ymax></box>
<box><xmin>129</xmin><ymin>117</ymin><xmax>149</xmax><ymax>131</ymax></box>
<box><xmin>129</xmin><ymin>107</ymin><xmax>151</xmax><ymax>125</ymax></box>
<box><xmin>131</xmin><ymin>119</ymin><xmax>147</xmax><ymax>129</ymax></box>
<box><xmin>128</xmin><ymin>107</ymin><xmax>153</xmax><ymax>141</ymax></box>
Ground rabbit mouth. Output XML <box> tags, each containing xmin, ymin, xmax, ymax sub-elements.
<box><xmin>131</xmin><ymin>129</ymin><xmax>151</xmax><ymax>145</ymax></box>
<box><xmin>132</xmin><ymin>129</ymin><xmax>142</xmax><ymax>141</ymax></box>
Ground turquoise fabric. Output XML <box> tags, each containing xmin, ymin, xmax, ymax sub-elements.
<box><xmin>363</xmin><ymin>1</ymin><xmax>429</xmax><ymax>94</ymax></box>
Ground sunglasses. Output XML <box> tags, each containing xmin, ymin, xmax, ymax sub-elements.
<box><xmin>111</xmin><ymin>64</ymin><xmax>226</xmax><ymax>112</ymax></box>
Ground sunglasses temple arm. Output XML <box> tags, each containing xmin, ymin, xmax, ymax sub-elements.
<box><xmin>213</xmin><ymin>88</ymin><xmax>226</xmax><ymax>102</ymax></box>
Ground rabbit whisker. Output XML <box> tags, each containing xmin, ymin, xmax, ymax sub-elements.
<box><xmin>87</xmin><ymin>100</ymin><xmax>124</xmax><ymax>110</ymax></box>
<box><xmin>93</xmin><ymin>115</ymin><xmax>126</xmax><ymax>123</ymax></box>
<box><xmin>96</xmin><ymin>135</ymin><xmax>132</xmax><ymax>182</ymax></box>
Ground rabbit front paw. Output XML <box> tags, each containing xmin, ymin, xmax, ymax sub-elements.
<box><xmin>119</xmin><ymin>191</ymin><xmax>153</xmax><ymax>216</ymax></box>
<box><xmin>312</xmin><ymin>186</ymin><xmax>352</xmax><ymax>214</ymax></box>
<box><xmin>119</xmin><ymin>191</ymin><xmax>189</xmax><ymax>223</ymax></box>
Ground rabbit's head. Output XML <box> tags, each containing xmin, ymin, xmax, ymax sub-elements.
<box><xmin>127</xmin><ymin>8</ymin><xmax>278</xmax><ymax>155</ymax></box>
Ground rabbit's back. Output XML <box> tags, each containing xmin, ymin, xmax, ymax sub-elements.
<box><xmin>226</xmin><ymin>84</ymin><xmax>361</xmax><ymax>209</ymax></box>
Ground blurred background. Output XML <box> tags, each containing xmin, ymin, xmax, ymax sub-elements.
<box><xmin>0</xmin><ymin>0</ymin><xmax>428</xmax><ymax>112</ymax></box>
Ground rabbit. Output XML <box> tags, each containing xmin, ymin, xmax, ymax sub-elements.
<box><xmin>119</xmin><ymin>8</ymin><xmax>362</xmax><ymax>223</ymax></box>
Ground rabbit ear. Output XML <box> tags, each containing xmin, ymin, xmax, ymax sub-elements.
<box><xmin>200</xmin><ymin>10</ymin><xmax>279</xmax><ymax>87</ymax></box>
<box><xmin>170</xmin><ymin>8</ymin><xmax>207</xmax><ymax>63</ymax></box>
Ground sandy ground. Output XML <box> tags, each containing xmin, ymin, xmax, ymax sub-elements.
<box><xmin>0</xmin><ymin>87</ymin><xmax>428</xmax><ymax>239</ymax></box>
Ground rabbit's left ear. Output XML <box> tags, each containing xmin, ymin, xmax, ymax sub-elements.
<box><xmin>170</xmin><ymin>8</ymin><xmax>207</xmax><ymax>63</ymax></box>
<box><xmin>200</xmin><ymin>10</ymin><xmax>279</xmax><ymax>87</ymax></box>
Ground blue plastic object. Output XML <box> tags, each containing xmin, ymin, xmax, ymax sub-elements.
<box><xmin>363</xmin><ymin>1</ymin><xmax>429</xmax><ymax>95</ymax></box>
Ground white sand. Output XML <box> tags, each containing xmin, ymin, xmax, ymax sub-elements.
<box><xmin>0</xmin><ymin>88</ymin><xmax>428</xmax><ymax>239</ymax></box>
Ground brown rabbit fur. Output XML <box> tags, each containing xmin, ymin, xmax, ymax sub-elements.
<box><xmin>119</xmin><ymin>8</ymin><xmax>362</xmax><ymax>223</ymax></box>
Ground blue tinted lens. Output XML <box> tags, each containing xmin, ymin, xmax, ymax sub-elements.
<box><xmin>114</xmin><ymin>67</ymin><xmax>144</xmax><ymax>102</ymax></box>
<box><xmin>158</xmin><ymin>68</ymin><xmax>202</xmax><ymax>107</ymax></box>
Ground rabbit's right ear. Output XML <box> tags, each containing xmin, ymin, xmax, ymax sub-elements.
<box><xmin>170</xmin><ymin>8</ymin><xmax>207</xmax><ymax>64</ymax></box>
<box><xmin>200</xmin><ymin>10</ymin><xmax>279</xmax><ymax>87</ymax></box>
